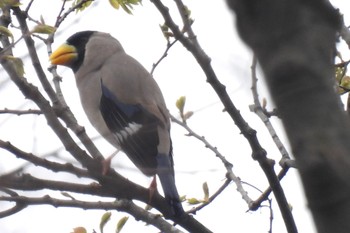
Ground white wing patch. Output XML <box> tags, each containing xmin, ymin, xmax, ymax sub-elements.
<box><xmin>114</xmin><ymin>122</ymin><xmax>142</xmax><ymax>143</ymax></box>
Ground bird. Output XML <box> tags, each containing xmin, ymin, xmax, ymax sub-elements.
<box><xmin>49</xmin><ymin>31</ymin><xmax>184</xmax><ymax>217</ymax></box>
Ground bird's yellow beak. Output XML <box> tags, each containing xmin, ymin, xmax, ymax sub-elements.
<box><xmin>49</xmin><ymin>44</ymin><xmax>77</xmax><ymax>65</ymax></box>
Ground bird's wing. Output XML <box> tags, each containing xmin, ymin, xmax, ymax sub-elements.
<box><xmin>100</xmin><ymin>81</ymin><xmax>160</xmax><ymax>176</ymax></box>
<box><xmin>100</xmin><ymin>83</ymin><xmax>183</xmax><ymax>216</ymax></box>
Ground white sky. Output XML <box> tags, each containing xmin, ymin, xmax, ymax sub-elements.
<box><xmin>0</xmin><ymin>0</ymin><xmax>349</xmax><ymax>232</ymax></box>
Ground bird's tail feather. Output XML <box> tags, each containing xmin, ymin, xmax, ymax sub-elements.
<box><xmin>156</xmin><ymin>154</ymin><xmax>185</xmax><ymax>217</ymax></box>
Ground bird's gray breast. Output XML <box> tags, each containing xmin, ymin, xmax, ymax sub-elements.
<box><xmin>75</xmin><ymin>71</ymin><xmax>121</xmax><ymax>149</ymax></box>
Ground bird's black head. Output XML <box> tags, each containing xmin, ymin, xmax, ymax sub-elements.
<box><xmin>66</xmin><ymin>30</ymin><xmax>95</xmax><ymax>72</ymax></box>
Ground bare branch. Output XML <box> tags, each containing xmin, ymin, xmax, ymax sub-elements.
<box><xmin>171</xmin><ymin>115</ymin><xmax>254</xmax><ymax>207</ymax></box>
<box><xmin>249</xmin><ymin>56</ymin><xmax>295</xmax><ymax>168</ymax></box>
<box><xmin>0</xmin><ymin>108</ymin><xmax>42</xmax><ymax>115</ymax></box>
<box><xmin>24</xmin><ymin>0</ymin><xmax>34</xmax><ymax>13</ymax></box>
<box><xmin>54</xmin><ymin>0</ymin><xmax>95</xmax><ymax>28</ymax></box>
<box><xmin>0</xmin><ymin>194</ymin><xmax>184</xmax><ymax>233</ymax></box>
<box><xmin>151</xmin><ymin>39</ymin><xmax>178</xmax><ymax>75</ymax></box>
<box><xmin>0</xmin><ymin>139</ymin><xmax>90</xmax><ymax>178</ymax></box>
<box><xmin>0</xmin><ymin>188</ymin><xmax>26</xmax><ymax>218</ymax></box>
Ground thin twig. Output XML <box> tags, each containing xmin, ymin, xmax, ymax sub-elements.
<box><xmin>0</xmin><ymin>108</ymin><xmax>42</xmax><ymax>115</ymax></box>
<box><xmin>0</xmin><ymin>139</ymin><xmax>90</xmax><ymax>178</ymax></box>
<box><xmin>24</xmin><ymin>0</ymin><xmax>35</xmax><ymax>14</ymax></box>
<box><xmin>171</xmin><ymin>114</ymin><xmax>254</xmax><ymax>206</ymax></box>
<box><xmin>151</xmin><ymin>39</ymin><xmax>178</xmax><ymax>75</ymax></box>
<box><xmin>249</xmin><ymin>56</ymin><xmax>294</xmax><ymax>167</ymax></box>
<box><xmin>187</xmin><ymin>179</ymin><xmax>231</xmax><ymax>214</ymax></box>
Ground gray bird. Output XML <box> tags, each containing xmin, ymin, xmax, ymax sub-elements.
<box><xmin>50</xmin><ymin>31</ymin><xmax>184</xmax><ymax>216</ymax></box>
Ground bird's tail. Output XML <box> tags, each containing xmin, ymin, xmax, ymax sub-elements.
<box><xmin>156</xmin><ymin>154</ymin><xmax>185</xmax><ymax>217</ymax></box>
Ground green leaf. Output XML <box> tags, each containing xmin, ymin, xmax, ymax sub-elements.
<box><xmin>73</xmin><ymin>0</ymin><xmax>93</xmax><ymax>12</ymax></box>
<box><xmin>31</xmin><ymin>24</ymin><xmax>56</xmax><ymax>34</ymax></box>
<box><xmin>339</xmin><ymin>76</ymin><xmax>350</xmax><ymax>94</ymax></box>
<box><xmin>109</xmin><ymin>0</ymin><xmax>119</xmax><ymax>9</ymax></box>
<box><xmin>335</xmin><ymin>66</ymin><xmax>346</xmax><ymax>83</ymax></box>
<box><xmin>0</xmin><ymin>0</ymin><xmax>21</xmax><ymax>8</ymax></box>
<box><xmin>187</xmin><ymin>197</ymin><xmax>201</xmax><ymax>205</ymax></box>
<box><xmin>0</xmin><ymin>26</ymin><xmax>14</xmax><ymax>43</ymax></box>
<box><xmin>120</xmin><ymin>3</ymin><xmax>133</xmax><ymax>14</ymax></box>
<box><xmin>159</xmin><ymin>23</ymin><xmax>173</xmax><ymax>40</ymax></box>
<box><xmin>183</xmin><ymin>4</ymin><xmax>191</xmax><ymax>18</ymax></box>
<box><xmin>176</xmin><ymin>96</ymin><xmax>186</xmax><ymax>114</ymax></box>
<box><xmin>99</xmin><ymin>212</ymin><xmax>112</xmax><ymax>233</ymax></box>
<box><xmin>3</xmin><ymin>55</ymin><xmax>25</xmax><ymax>77</ymax></box>
<box><xmin>128</xmin><ymin>0</ymin><xmax>140</xmax><ymax>5</ymax></box>
<box><xmin>108</xmin><ymin>0</ymin><xmax>141</xmax><ymax>14</ymax></box>
<box><xmin>116</xmin><ymin>216</ymin><xmax>129</xmax><ymax>233</ymax></box>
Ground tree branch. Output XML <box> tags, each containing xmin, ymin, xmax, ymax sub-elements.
<box><xmin>152</xmin><ymin>1</ymin><xmax>296</xmax><ymax>231</ymax></box>
<box><xmin>0</xmin><ymin>139</ymin><xmax>90</xmax><ymax>178</ymax></box>
<box><xmin>0</xmin><ymin>108</ymin><xmax>42</xmax><ymax>115</ymax></box>
<box><xmin>0</xmin><ymin>194</ymin><xmax>184</xmax><ymax>233</ymax></box>
<box><xmin>171</xmin><ymin>115</ymin><xmax>254</xmax><ymax>207</ymax></box>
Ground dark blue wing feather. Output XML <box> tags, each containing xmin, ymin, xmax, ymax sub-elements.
<box><xmin>100</xmin><ymin>81</ymin><xmax>159</xmax><ymax>176</ymax></box>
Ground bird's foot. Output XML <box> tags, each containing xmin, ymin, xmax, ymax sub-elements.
<box><xmin>148</xmin><ymin>176</ymin><xmax>157</xmax><ymax>203</ymax></box>
<box><xmin>101</xmin><ymin>150</ymin><xmax>119</xmax><ymax>175</ymax></box>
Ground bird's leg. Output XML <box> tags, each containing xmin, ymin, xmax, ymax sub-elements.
<box><xmin>148</xmin><ymin>175</ymin><xmax>158</xmax><ymax>204</ymax></box>
<box><xmin>102</xmin><ymin>149</ymin><xmax>119</xmax><ymax>175</ymax></box>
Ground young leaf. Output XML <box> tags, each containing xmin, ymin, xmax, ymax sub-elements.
<box><xmin>99</xmin><ymin>212</ymin><xmax>112</xmax><ymax>233</ymax></box>
<box><xmin>0</xmin><ymin>0</ymin><xmax>21</xmax><ymax>8</ymax></box>
<box><xmin>108</xmin><ymin>0</ymin><xmax>140</xmax><ymax>14</ymax></box>
<box><xmin>159</xmin><ymin>23</ymin><xmax>173</xmax><ymax>40</ymax></box>
<box><xmin>0</xmin><ymin>26</ymin><xmax>14</xmax><ymax>43</ymax></box>
<box><xmin>31</xmin><ymin>24</ymin><xmax>56</xmax><ymax>35</ymax></box>
<box><xmin>202</xmin><ymin>182</ymin><xmax>209</xmax><ymax>202</ymax></box>
<box><xmin>335</xmin><ymin>66</ymin><xmax>346</xmax><ymax>83</ymax></box>
<box><xmin>128</xmin><ymin>0</ymin><xmax>140</xmax><ymax>5</ymax></box>
<box><xmin>3</xmin><ymin>55</ymin><xmax>24</xmax><ymax>77</ymax></box>
<box><xmin>116</xmin><ymin>216</ymin><xmax>129</xmax><ymax>233</ymax></box>
<box><xmin>73</xmin><ymin>0</ymin><xmax>93</xmax><ymax>12</ymax></box>
<box><xmin>176</xmin><ymin>96</ymin><xmax>186</xmax><ymax>114</ymax></box>
<box><xmin>109</xmin><ymin>0</ymin><xmax>119</xmax><ymax>9</ymax></box>
<box><xmin>339</xmin><ymin>76</ymin><xmax>350</xmax><ymax>94</ymax></box>
<box><xmin>187</xmin><ymin>197</ymin><xmax>201</xmax><ymax>205</ymax></box>
<box><xmin>120</xmin><ymin>3</ymin><xmax>132</xmax><ymax>14</ymax></box>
